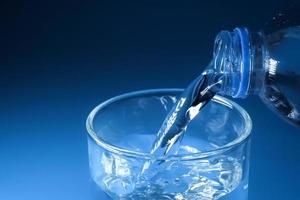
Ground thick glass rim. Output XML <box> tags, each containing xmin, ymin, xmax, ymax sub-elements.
<box><xmin>86</xmin><ymin>88</ymin><xmax>252</xmax><ymax>161</ymax></box>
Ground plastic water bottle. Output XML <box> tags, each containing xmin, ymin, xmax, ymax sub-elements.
<box><xmin>211</xmin><ymin>21</ymin><xmax>300</xmax><ymax>125</ymax></box>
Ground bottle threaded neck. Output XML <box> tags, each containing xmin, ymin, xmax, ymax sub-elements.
<box><xmin>212</xmin><ymin>27</ymin><xmax>265</xmax><ymax>98</ymax></box>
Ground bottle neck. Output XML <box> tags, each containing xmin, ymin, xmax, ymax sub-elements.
<box><xmin>212</xmin><ymin>27</ymin><xmax>267</xmax><ymax>98</ymax></box>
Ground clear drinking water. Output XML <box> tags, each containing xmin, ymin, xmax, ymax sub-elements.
<box><xmin>140</xmin><ymin>70</ymin><xmax>222</xmax><ymax>180</ymax></box>
<box><xmin>86</xmin><ymin>89</ymin><xmax>252</xmax><ymax>200</ymax></box>
<box><xmin>146</xmin><ymin>70</ymin><xmax>222</xmax><ymax>158</ymax></box>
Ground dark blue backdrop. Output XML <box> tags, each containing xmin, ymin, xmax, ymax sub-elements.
<box><xmin>1</xmin><ymin>0</ymin><xmax>299</xmax><ymax>199</ymax></box>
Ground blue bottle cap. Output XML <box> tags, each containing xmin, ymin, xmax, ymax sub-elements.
<box><xmin>233</xmin><ymin>28</ymin><xmax>251</xmax><ymax>98</ymax></box>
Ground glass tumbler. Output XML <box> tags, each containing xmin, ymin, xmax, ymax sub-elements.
<box><xmin>86</xmin><ymin>89</ymin><xmax>252</xmax><ymax>200</ymax></box>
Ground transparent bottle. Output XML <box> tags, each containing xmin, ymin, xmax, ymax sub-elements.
<box><xmin>211</xmin><ymin>26</ymin><xmax>300</xmax><ymax>126</ymax></box>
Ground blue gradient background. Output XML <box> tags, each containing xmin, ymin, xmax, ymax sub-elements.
<box><xmin>1</xmin><ymin>0</ymin><xmax>299</xmax><ymax>199</ymax></box>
